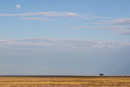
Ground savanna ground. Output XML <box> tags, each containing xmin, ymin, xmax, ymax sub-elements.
<box><xmin>0</xmin><ymin>76</ymin><xmax>130</xmax><ymax>87</ymax></box>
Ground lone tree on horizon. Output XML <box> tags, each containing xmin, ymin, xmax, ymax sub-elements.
<box><xmin>99</xmin><ymin>73</ymin><xmax>104</xmax><ymax>76</ymax></box>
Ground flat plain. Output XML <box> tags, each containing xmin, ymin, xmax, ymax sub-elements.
<box><xmin>0</xmin><ymin>76</ymin><xmax>130</xmax><ymax>87</ymax></box>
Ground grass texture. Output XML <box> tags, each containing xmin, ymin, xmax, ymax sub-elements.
<box><xmin>0</xmin><ymin>76</ymin><xmax>130</xmax><ymax>87</ymax></box>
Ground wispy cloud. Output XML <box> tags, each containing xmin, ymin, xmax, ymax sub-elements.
<box><xmin>93</xmin><ymin>16</ymin><xmax>108</xmax><ymax>19</ymax></box>
<box><xmin>0</xmin><ymin>12</ymin><xmax>82</xmax><ymax>18</ymax></box>
<box><xmin>112</xmin><ymin>18</ymin><xmax>130</xmax><ymax>25</ymax></box>
<box><xmin>88</xmin><ymin>18</ymin><xmax>130</xmax><ymax>35</ymax></box>
<box><xmin>74</xmin><ymin>26</ymin><xmax>130</xmax><ymax>36</ymax></box>
<box><xmin>22</xmin><ymin>17</ymin><xmax>53</xmax><ymax>20</ymax></box>
<box><xmin>85</xmin><ymin>13</ymin><xmax>108</xmax><ymax>19</ymax></box>
<box><xmin>0</xmin><ymin>38</ymin><xmax>130</xmax><ymax>50</ymax></box>
<box><xmin>0</xmin><ymin>12</ymin><xmax>83</xmax><ymax>21</ymax></box>
<box><xmin>0</xmin><ymin>12</ymin><xmax>108</xmax><ymax>20</ymax></box>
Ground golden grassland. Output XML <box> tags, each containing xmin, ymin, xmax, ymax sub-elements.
<box><xmin>0</xmin><ymin>76</ymin><xmax>130</xmax><ymax>87</ymax></box>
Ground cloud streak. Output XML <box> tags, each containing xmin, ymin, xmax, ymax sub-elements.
<box><xmin>0</xmin><ymin>12</ymin><xmax>82</xmax><ymax>18</ymax></box>
<box><xmin>0</xmin><ymin>12</ymin><xmax>108</xmax><ymax>21</ymax></box>
<box><xmin>112</xmin><ymin>18</ymin><xmax>130</xmax><ymax>25</ymax></box>
<box><xmin>0</xmin><ymin>38</ymin><xmax>130</xmax><ymax>50</ymax></box>
<box><xmin>85</xmin><ymin>13</ymin><xmax>108</xmax><ymax>19</ymax></box>
<box><xmin>0</xmin><ymin>12</ymin><xmax>84</xmax><ymax>21</ymax></box>
<box><xmin>74</xmin><ymin>25</ymin><xmax>130</xmax><ymax>36</ymax></box>
<box><xmin>22</xmin><ymin>17</ymin><xmax>53</xmax><ymax>20</ymax></box>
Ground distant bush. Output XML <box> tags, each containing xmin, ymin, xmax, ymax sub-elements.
<box><xmin>99</xmin><ymin>74</ymin><xmax>104</xmax><ymax>76</ymax></box>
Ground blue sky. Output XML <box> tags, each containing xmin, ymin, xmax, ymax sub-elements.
<box><xmin>0</xmin><ymin>0</ymin><xmax>130</xmax><ymax>75</ymax></box>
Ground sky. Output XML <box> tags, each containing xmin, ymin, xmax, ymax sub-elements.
<box><xmin>0</xmin><ymin>0</ymin><xmax>130</xmax><ymax>75</ymax></box>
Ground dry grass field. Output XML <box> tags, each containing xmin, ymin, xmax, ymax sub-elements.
<box><xmin>0</xmin><ymin>76</ymin><xmax>130</xmax><ymax>87</ymax></box>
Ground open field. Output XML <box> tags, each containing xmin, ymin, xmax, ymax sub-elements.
<box><xmin>0</xmin><ymin>76</ymin><xmax>130</xmax><ymax>87</ymax></box>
